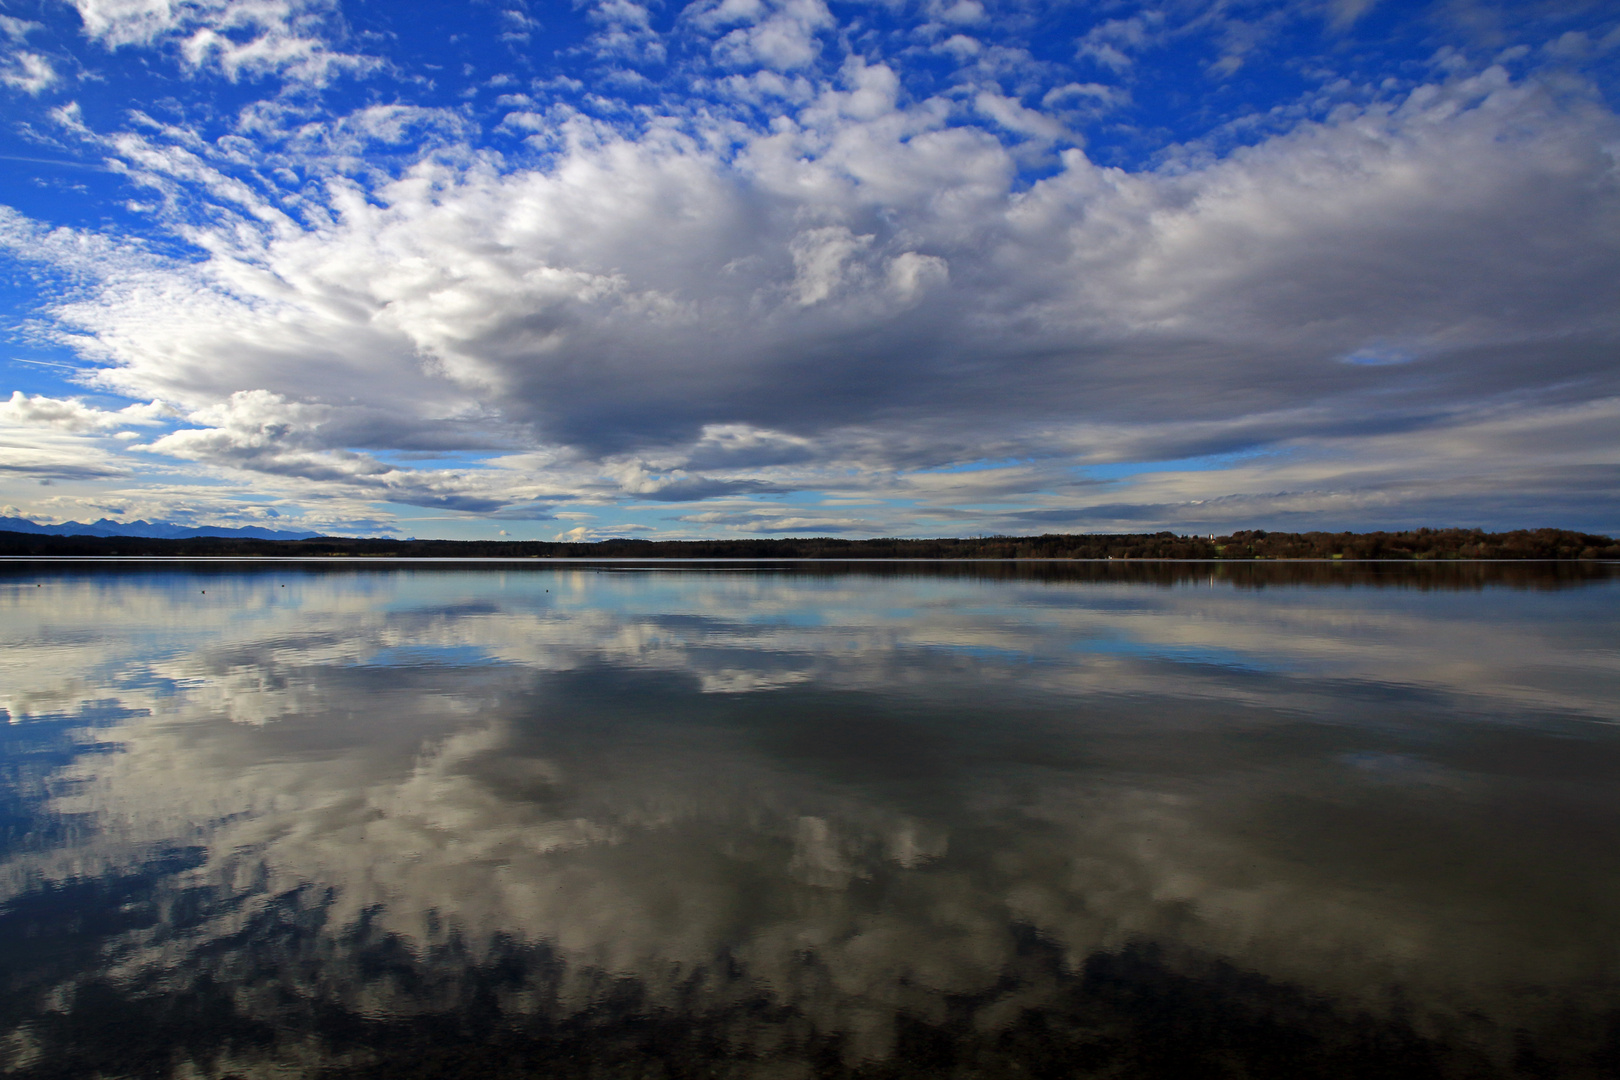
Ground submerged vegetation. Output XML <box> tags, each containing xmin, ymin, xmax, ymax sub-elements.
<box><xmin>0</xmin><ymin>527</ymin><xmax>1615</xmax><ymax>560</ymax></box>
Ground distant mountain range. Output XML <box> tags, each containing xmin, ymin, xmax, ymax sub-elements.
<box><xmin>0</xmin><ymin>517</ymin><xmax>324</xmax><ymax>541</ymax></box>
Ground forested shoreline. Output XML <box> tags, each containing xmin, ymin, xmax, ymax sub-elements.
<box><xmin>1</xmin><ymin>527</ymin><xmax>1616</xmax><ymax>560</ymax></box>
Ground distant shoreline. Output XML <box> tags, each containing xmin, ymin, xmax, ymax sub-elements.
<box><xmin>2</xmin><ymin>527</ymin><xmax>1616</xmax><ymax>561</ymax></box>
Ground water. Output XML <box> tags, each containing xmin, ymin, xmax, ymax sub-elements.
<box><xmin>1</xmin><ymin>561</ymin><xmax>1617</xmax><ymax>1079</ymax></box>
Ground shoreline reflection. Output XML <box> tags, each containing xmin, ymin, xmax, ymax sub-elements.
<box><xmin>0</xmin><ymin>565</ymin><xmax>1616</xmax><ymax>1078</ymax></box>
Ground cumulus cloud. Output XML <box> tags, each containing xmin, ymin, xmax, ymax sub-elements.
<box><xmin>580</xmin><ymin>0</ymin><xmax>665</xmax><ymax>64</ymax></box>
<box><xmin>0</xmin><ymin>391</ymin><xmax>168</xmax><ymax>431</ymax></box>
<box><xmin>693</xmin><ymin>0</ymin><xmax>835</xmax><ymax>71</ymax></box>
<box><xmin>0</xmin><ymin>1</ymin><xmax>1616</xmax><ymax>532</ymax></box>
<box><xmin>38</xmin><ymin>74</ymin><xmax>1620</xmax><ymax>507</ymax></box>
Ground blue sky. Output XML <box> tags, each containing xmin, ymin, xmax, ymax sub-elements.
<box><xmin>0</xmin><ymin>0</ymin><xmax>1616</xmax><ymax>540</ymax></box>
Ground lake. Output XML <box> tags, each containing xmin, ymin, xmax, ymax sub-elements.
<box><xmin>1</xmin><ymin>560</ymin><xmax>1617</xmax><ymax>1079</ymax></box>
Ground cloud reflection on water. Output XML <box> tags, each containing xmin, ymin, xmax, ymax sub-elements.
<box><xmin>0</xmin><ymin>564</ymin><xmax>1617</xmax><ymax>1076</ymax></box>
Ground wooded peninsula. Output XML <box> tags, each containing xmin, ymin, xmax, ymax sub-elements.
<box><xmin>1</xmin><ymin>527</ymin><xmax>1616</xmax><ymax>560</ymax></box>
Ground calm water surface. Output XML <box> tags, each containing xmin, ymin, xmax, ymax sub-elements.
<box><xmin>1</xmin><ymin>561</ymin><xmax>1618</xmax><ymax>1079</ymax></box>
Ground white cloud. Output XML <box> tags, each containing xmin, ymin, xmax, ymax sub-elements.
<box><xmin>886</xmin><ymin>250</ymin><xmax>948</xmax><ymax>302</ymax></box>
<box><xmin>1041</xmin><ymin>81</ymin><xmax>1122</xmax><ymax>110</ymax></box>
<box><xmin>937</xmin><ymin>33</ymin><xmax>980</xmax><ymax>60</ymax></box>
<box><xmin>497</xmin><ymin>7</ymin><xmax>539</xmax><ymax>43</ymax></box>
<box><xmin>1076</xmin><ymin>13</ymin><xmax>1163</xmax><ymax>73</ymax></box>
<box><xmin>0</xmin><ymin>391</ymin><xmax>169</xmax><ymax>432</ymax></box>
<box><xmin>67</xmin><ymin>0</ymin><xmax>376</xmax><ymax>84</ymax></box>
<box><xmin>974</xmin><ymin>89</ymin><xmax>1072</xmax><ymax>142</ymax></box>
<box><xmin>0</xmin><ymin>6</ymin><xmax>1618</xmax><ymax>533</ymax></box>
<box><xmin>0</xmin><ymin>393</ymin><xmax>157</xmax><ymax>481</ymax></box>
<box><xmin>0</xmin><ymin>51</ymin><xmax>58</xmax><ymax>94</ymax></box>
<box><xmin>581</xmin><ymin>0</ymin><xmax>665</xmax><ymax>63</ymax></box>
<box><xmin>135</xmin><ymin>391</ymin><xmax>560</xmax><ymax>513</ymax></box>
<box><xmin>0</xmin><ymin>12</ymin><xmax>54</xmax><ymax>96</ymax></box>
<box><xmin>1326</xmin><ymin>0</ymin><xmax>1380</xmax><ymax>32</ymax></box>
<box><xmin>693</xmin><ymin>0</ymin><xmax>835</xmax><ymax>71</ymax></box>
<box><xmin>927</xmin><ymin>0</ymin><xmax>985</xmax><ymax>26</ymax></box>
<box><xmin>788</xmin><ymin>225</ymin><xmax>873</xmax><ymax>305</ymax></box>
<box><xmin>0</xmin><ymin>15</ymin><xmax>43</xmax><ymax>42</ymax></box>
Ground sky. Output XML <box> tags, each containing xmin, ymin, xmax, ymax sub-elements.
<box><xmin>0</xmin><ymin>0</ymin><xmax>1616</xmax><ymax>540</ymax></box>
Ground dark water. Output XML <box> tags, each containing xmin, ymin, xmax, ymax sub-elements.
<box><xmin>1</xmin><ymin>561</ymin><xmax>1618</xmax><ymax>1079</ymax></box>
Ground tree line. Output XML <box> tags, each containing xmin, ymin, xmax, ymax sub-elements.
<box><xmin>0</xmin><ymin>526</ymin><xmax>1615</xmax><ymax>560</ymax></box>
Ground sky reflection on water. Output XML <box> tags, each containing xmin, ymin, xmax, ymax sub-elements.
<box><xmin>0</xmin><ymin>562</ymin><xmax>1617</xmax><ymax>1079</ymax></box>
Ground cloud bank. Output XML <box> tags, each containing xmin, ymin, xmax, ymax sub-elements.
<box><xmin>0</xmin><ymin>0</ymin><xmax>1617</xmax><ymax>536</ymax></box>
